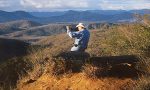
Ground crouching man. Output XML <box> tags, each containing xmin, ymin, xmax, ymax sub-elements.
<box><xmin>66</xmin><ymin>23</ymin><xmax>90</xmax><ymax>52</ymax></box>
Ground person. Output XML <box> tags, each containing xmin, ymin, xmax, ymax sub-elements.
<box><xmin>66</xmin><ymin>23</ymin><xmax>90</xmax><ymax>52</ymax></box>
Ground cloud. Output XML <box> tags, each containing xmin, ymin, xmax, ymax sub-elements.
<box><xmin>99</xmin><ymin>0</ymin><xmax>150</xmax><ymax>10</ymax></box>
<box><xmin>0</xmin><ymin>0</ymin><xmax>23</xmax><ymax>11</ymax></box>
<box><xmin>20</xmin><ymin>0</ymin><xmax>89</xmax><ymax>10</ymax></box>
<box><xmin>0</xmin><ymin>0</ymin><xmax>11</xmax><ymax>7</ymax></box>
<box><xmin>0</xmin><ymin>0</ymin><xmax>150</xmax><ymax>11</ymax></box>
<box><xmin>18</xmin><ymin>0</ymin><xmax>150</xmax><ymax>11</ymax></box>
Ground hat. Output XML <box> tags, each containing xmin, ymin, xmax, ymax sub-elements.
<box><xmin>76</xmin><ymin>23</ymin><xmax>85</xmax><ymax>28</ymax></box>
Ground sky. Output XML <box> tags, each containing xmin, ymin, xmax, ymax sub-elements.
<box><xmin>0</xmin><ymin>0</ymin><xmax>150</xmax><ymax>11</ymax></box>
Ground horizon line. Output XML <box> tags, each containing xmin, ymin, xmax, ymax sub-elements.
<box><xmin>0</xmin><ymin>9</ymin><xmax>150</xmax><ymax>12</ymax></box>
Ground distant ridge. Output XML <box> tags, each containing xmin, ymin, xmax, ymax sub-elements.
<box><xmin>0</xmin><ymin>9</ymin><xmax>149</xmax><ymax>23</ymax></box>
<box><xmin>0</xmin><ymin>10</ymin><xmax>37</xmax><ymax>23</ymax></box>
<box><xmin>2</xmin><ymin>24</ymin><xmax>66</xmax><ymax>38</ymax></box>
<box><xmin>0</xmin><ymin>20</ymin><xmax>42</xmax><ymax>35</ymax></box>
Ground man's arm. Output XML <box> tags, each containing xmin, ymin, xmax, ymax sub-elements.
<box><xmin>66</xmin><ymin>26</ymin><xmax>80</xmax><ymax>38</ymax></box>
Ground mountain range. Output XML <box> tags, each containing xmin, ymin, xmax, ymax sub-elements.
<box><xmin>0</xmin><ymin>9</ymin><xmax>149</xmax><ymax>43</ymax></box>
<box><xmin>0</xmin><ymin>19</ymin><xmax>115</xmax><ymax>43</ymax></box>
<box><xmin>0</xmin><ymin>9</ymin><xmax>150</xmax><ymax>23</ymax></box>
